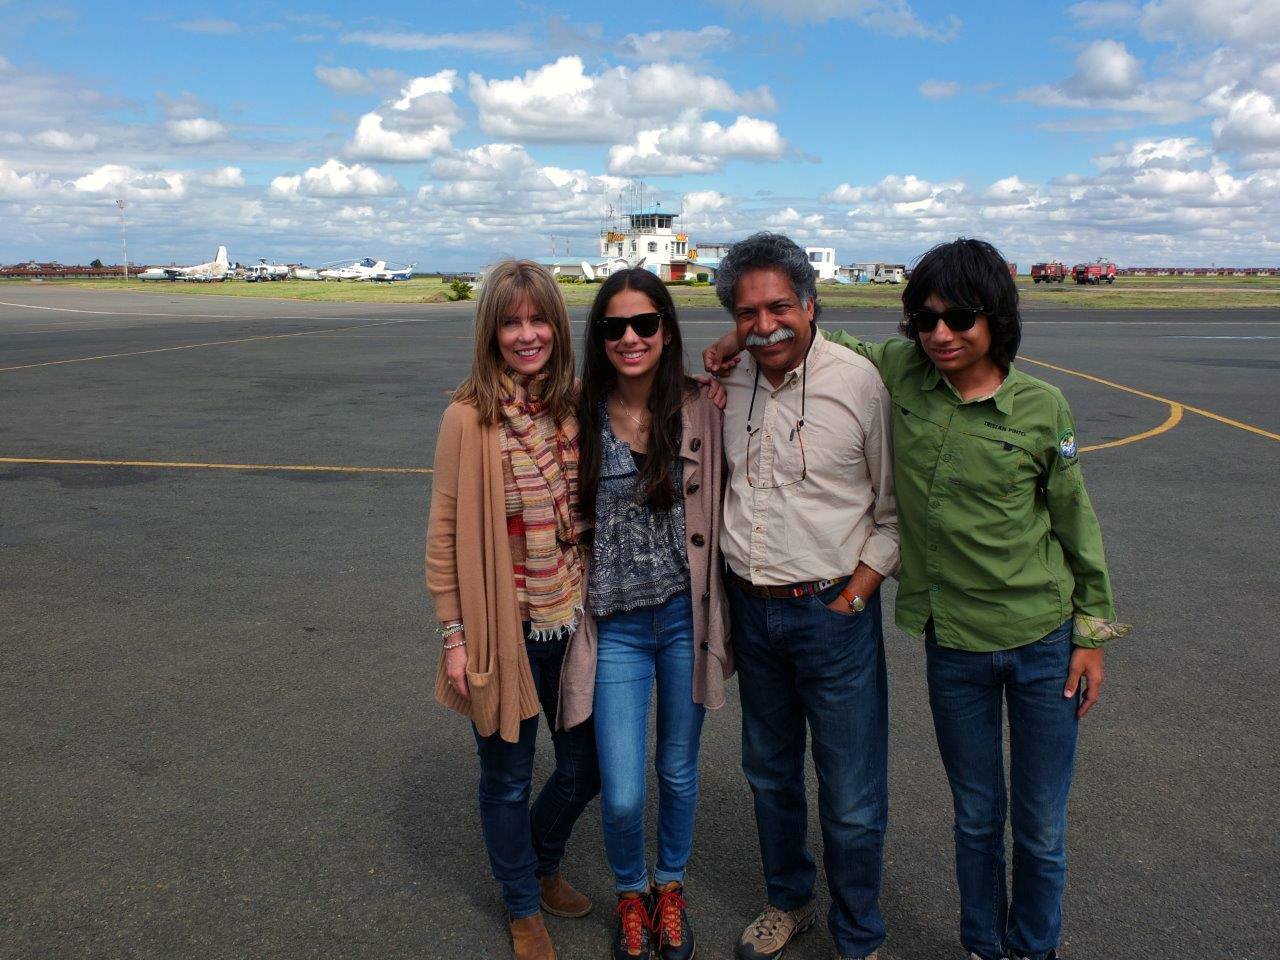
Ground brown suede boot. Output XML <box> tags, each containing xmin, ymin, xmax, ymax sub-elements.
<box><xmin>509</xmin><ymin>913</ymin><xmax>556</xmax><ymax>960</ymax></box>
<box><xmin>538</xmin><ymin>873</ymin><xmax>592</xmax><ymax>918</ymax></box>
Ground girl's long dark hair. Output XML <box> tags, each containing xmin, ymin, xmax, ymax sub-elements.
<box><xmin>578</xmin><ymin>269</ymin><xmax>694</xmax><ymax>527</ymax></box>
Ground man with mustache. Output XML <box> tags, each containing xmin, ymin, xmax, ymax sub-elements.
<box><xmin>715</xmin><ymin>234</ymin><xmax>899</xmax><ymax>960</ymax></box>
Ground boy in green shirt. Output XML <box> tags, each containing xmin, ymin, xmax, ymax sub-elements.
<box><xmin>705</xmin><ymin>237</ymin><xmax>1126</xmax><ymax>960</ymax></box>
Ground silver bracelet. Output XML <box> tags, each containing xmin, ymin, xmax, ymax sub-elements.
<box><xmin>442</xmin><ymin>637</ymin><xmax>466</xmax><ymax>650</ymax></box>
<box><xmin>437</xmin><ymin>621</ymin><xmax>464</xmax><ymax>639</ymax></box>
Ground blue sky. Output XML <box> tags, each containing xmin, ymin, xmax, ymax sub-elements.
<box><xmin>2</xmin><ymin>0</ymin><xmax>1278</xmax><ymax>269</ymax></box>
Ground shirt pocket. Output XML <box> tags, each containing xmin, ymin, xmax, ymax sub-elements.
<box><xmin>893</xmin><ymin>400</ymin><xmax>947</xmax><ymax>481</ymax></box>
<box><xmin>960</xmin><ymin>430</ymin><xmax>1039</xmax><ymax>501</ymax></box>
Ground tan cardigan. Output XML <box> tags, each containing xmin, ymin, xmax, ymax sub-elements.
<box><xmin>426</xmin><ymin>400</ymin><xmax>548</xmax><ymax>743</ymax></box>
<box><xmin>426</xmin><ymin>394</ymin><xmax>733</xmax><ymax>743</ymax></box>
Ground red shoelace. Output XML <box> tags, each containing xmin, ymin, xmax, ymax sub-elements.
<box><xmin>652</xmin><ymin>887</ymin><xmax>686</xmax><ymax>946</ymax></box>
<box><xmin>615</xmin><ymin>895</ymin><xmax>650</xmax><ymax>954</ymax></box>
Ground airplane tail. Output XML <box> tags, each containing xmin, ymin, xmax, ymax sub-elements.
<box><xmin>215</xmin><ymin>246</ymin><xmax>229</xmax><ymax>267</ymax></box>
<box><xmin>373</xmin><ymin>261</ymin><xmax>386</xmax><ymax>272</ymax></box>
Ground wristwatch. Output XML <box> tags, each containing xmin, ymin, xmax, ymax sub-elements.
<box><xmin>839</xmin><ymin>588</ymin><xmax>866</xmax><ymax>613</ymax></box>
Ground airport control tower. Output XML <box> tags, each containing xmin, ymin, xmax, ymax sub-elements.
<box><xmin>599</xmin><ymin>205</ymin><xmax>691</xmax><ymax>281</ymax></box>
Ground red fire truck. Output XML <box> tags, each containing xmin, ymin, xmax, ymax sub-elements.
<box><xmin>1072</xmin><ymin>259</ymin><xmax>1117</xmax><ymax>284</ymax></box>
<box><xmin>1031</xmin><ymin>261</ymin><xmax>1068</xmax><ymax>283</ymax></box>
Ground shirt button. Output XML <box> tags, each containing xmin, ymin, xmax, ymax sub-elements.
<box><xmin>689</xmin><ymin>438</ymin><xmax>702</xmax><ymax>452</ymax></box>
<box><xmin>700</xmin><ymin>641</ymin><xmax>710</xmax><ymax>650</ymax></box>
<box><xmin>691</xmin><ymin>534</ymin><xmax>705</xmax><ymax>547</ymax></box>
<box><xmin>931</xmin><ymin>583</ymin><xmax>941</xmax><ymax>593</ymax></box>
<box><xmin>942</xmin><ymin>454</ymin><xmax>952</xmax><ymax>462</ymax></box>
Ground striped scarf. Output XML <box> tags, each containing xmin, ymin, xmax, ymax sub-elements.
<box><xmin>498</xmin><ymin>370</ymin><xmax>584</xmax><ymax>640</ymax></box>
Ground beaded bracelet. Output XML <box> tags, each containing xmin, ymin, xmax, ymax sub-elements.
<box><xmin>442</xmin><ymin>637</ymin><xmax>466</xmax><ymax>650</ymax></box>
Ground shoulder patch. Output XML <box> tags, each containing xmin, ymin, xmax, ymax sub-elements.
<box><xmin>1058</xmin><ymin>427</ymin><xmax>1078</xmax><ymax>459</ymax></box>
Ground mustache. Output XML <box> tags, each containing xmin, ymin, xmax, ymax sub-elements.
<box><xmin>744</xmin><ymin>328</ymin><xmax>796</xmax><ymax>348</ymax></box>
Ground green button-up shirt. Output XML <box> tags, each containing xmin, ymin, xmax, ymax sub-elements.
<box><xmin>826</xmin><ymin>331</ymin><xmax>1119</xmax><ymax>651</ymax></box>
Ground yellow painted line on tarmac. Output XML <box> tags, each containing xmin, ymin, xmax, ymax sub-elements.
<box><xmin>0</xmin><ymin>318</ymin><xmax>417</xmax><ymax>372</ymax></box>
<box><xmin>0</xmin><ymin>456</ymin><xmax>432</xmax><ymax>475</ymax></box>
<box><xmin>1021</xmin><ymin>356</ymin><xmax>1280</xmax><ymax>443</ymax></box>
<box><xmin>1080</xmin><ymin>403</ymin><xmax>1183</xmax><ymax>452</ymax></box>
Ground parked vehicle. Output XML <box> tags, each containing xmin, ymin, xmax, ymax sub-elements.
<box><xmin>1031</xmin><ymin>261</ymin><xmax>1068</xmax><ymax>283</ymax></box>
<box><xmin>1072</xmin><ymin>259</ymin><xmax>1117</xmax><ymax>284</ymax></box>
<box><xmin>871</xmin><ymin>265</ymin><xmax>904</xmax><ymax>284</ymax></box>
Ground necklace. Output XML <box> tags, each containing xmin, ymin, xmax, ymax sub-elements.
<box><xmin>613</xmin><ymin>394</ymin><xmax>649</xmax><ymax>430</ymax></box>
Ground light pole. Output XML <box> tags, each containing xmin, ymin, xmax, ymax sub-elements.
<box><xmin>115</xmin><ymin>198</ymin><xmax>128</xmax><ymax>281</ymax></box>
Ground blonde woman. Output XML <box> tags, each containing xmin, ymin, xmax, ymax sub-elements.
<box><xmin>427</xmin><ymin>260</ymin><xmax>599</xmax><ymax>960</ymax></box>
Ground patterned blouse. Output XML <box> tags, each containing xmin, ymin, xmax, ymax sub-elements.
<box><xmin>587</xmin><ymin>404</ymin><xmax>690</xmax><ymax>618</ymax></box>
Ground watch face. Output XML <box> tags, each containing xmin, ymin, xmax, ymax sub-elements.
<box><xmin>851</xmin><ymin>596</ymin><xmax>866</xmax><ymax>612</ymax></box>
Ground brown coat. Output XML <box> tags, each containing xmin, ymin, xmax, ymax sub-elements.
<box><xmin>426</xmin><ymin>401</ymin><xmax>545</xmax><ymax>743</ymax></box>
<box><xmin>426</xmin><ymin>394</ymin><xmax>733</xmax><ymax>743</ymax></box>
<box><xmin>558</xmin><ymin>392</ymin><xmax>734</xmax><ymax>728</ymax></box>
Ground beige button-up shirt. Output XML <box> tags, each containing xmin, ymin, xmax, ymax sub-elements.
<box><xmin>721</xmin><ymin>328</ymin><xmax>899</xmax><ymax>585</ymax></box>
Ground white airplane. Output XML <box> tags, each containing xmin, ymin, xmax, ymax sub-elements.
<box><xmin>318</xmin><ymin>257</ymin><xmax>414</xmax><ymax>282</ymax></box>
<box><xmin>138</xmin><ymin>246</ymin><xmax>231</xmax><ymax>281</ymax></box>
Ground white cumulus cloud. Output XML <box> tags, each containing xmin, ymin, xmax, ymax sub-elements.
<box><xmin>347</xmin><ymin>113</ymin><xmax>454</xmax><ymax>161</ymax></box>
<box><xmin>74</xmin><ymin>164</ymin><xmax>188</xmax><ymax>200</ymax></box>
<box><xmin>167</xmin><ymin>118</ymin><xmax>228</xmax><ymax>144</ymax></box>
<box><xmin>608</xmin><ymin>112</ymin><xmax>787</xmax><ymax>175</ymax></box>
<box><xmin>315</xmin><ymin>66</ymin><xmax>374</xmax><ymax>95</ymax></box>
<box><xmin>200</xmin><ymin>166</ymin><xmax>245</xmax><ymax>188</ymax></box>
<box><xmin>29</xmin><ymin>129</ymin><xmax>98</xmax><ymax>151</ymax></box>
<box><xmin>1066</xmin><ymin>40</ymin><xmax>1143</xmax><ymax>98</ymax></box>
<box><xmin>345</xmin><ymin>71</ymin><xmax>461</xmax><ymax>162</ymax></box>
<box><xmin>469</xmin><ymin>56</ymin><xmax>774</xmax><ymax>143</ymax></box>
<box><xmin>269</xmin><ymin>158</ymin><xmax>399</xmax><ymax>198</ymax></box>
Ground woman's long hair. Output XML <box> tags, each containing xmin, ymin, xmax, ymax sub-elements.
<box><xmin>453</xmin><ymin>259</ymin><xmax>576</xmax><ymax>425</ymax></box>
<box><xmin>578</xmin><ymin>269</ymin><xmax>694</xmax><ymax>525</ymax></box>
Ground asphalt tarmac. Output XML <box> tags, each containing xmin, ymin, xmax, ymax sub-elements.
<box><xmin>2</xmin><ymin>287</ymin><xmax>1277</xmax><ymax>959</ymax></box>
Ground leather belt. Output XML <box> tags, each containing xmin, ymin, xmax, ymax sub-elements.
<box><xmin>726</xmin><ymin>568</ymin><xmax>844</xmax><ymax>600</ymax></box>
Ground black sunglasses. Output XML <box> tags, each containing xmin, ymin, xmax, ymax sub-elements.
<box><xmin>906</xmin><ymin>306</ymin><xmax>986</xmax><ymax>335</ymax></box>
<box><xmin>595</xmin><ymin>312</ymin><xmax>663</xmax><ymax>341</ymax></box>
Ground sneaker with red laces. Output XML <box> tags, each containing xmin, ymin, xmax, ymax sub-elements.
<box><xmin>612</xmin><ymin>892</ymin><xmax>651</xmax><ymax>960</ymax></box>
<box><xmin>651</xmin><ymin>880</ymin><xmax>695</xmax><ymax>960</ymax></box>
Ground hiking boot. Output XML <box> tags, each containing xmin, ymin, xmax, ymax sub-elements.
<box><xmin>651</xmin><ymin>880</ymin><xmax>695</xmax><ymax>960</ymax></box>
<box><xmin>539</xmin><ymin>873</ymin><xmax>592</xmax><ymax>918</ymax></box>
<box><xmin>735</xmin><ymin>899</ymin><xmax>817</xmax><ymax>960</ymax></box>
<box><xmin>612</xmin><ymin>891</ymin><xmax>652</xmax><ymax>960</ymax></box>
<box><xmin>509</xmin><ymin>913</ymin><xmax>556</xmax><ymax>960</ymax></box>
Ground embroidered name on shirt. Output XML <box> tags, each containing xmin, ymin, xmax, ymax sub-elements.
<box><xmin>983</xmin><ymin>420</ymin><xmax>1027</xmax><ymax>437</ymax></box>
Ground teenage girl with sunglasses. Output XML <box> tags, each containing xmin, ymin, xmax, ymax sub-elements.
<box><xmin>705</xmin><ymin>239</ymin><xmax>1127</xmax><ymax>960</ymax></box>
<box><xmin>569</xmin><ymin>268</ymin><xmax>732</xmax><ymax>960</ymax></box>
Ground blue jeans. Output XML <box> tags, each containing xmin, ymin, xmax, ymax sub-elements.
<box><xmin>473</xmin><ymin>634</ymin><xmax>601</xmax><ymax>919</ymax></box>
<box><xmin>925</xmin><ymin>619</ymin><xmax>1079</xmax><ymax>960</ymax></box>
<box><xmin>594</xmin><ymin>590</ymin><xmax>706</xmax><ymax>893</ymax></box>
<box><xmin>728</xmin><ymin>579</ymin><xmax>888</xmax><ymax>959</ymax></box>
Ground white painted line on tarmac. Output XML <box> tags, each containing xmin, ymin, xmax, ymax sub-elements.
<box><xmin>1159</xmin><ymin>335</ymin><xmax>1280</xmax><ymax>339</ymax></box>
